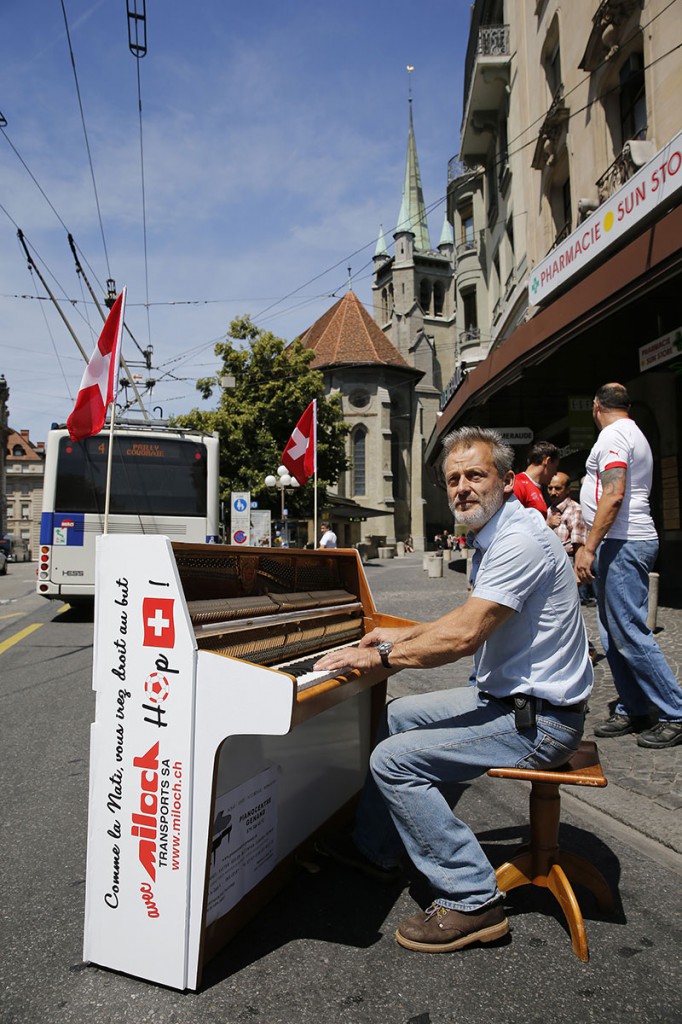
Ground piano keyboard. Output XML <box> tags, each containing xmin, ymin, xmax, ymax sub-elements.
<box><xmin>279</xmin><ymin>641</ymin><xmax>360</xmax><ymax>691</ymax></box>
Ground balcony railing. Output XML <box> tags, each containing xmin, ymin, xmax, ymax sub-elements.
<box><xmin>531</xmin><ymin>85</ymin><xmax>570</xmax><ymax>170</ymax></box>
<box><xmin>458</xmin><ymin>327</ymin><xmax>481</xmax><ymax>347</ymax></box>
<box><xmin>463</xmin><ymin>23</ymin><xmax>511</xmax><ymax>111</ymax></box>
<box><xmin>595</xmin><ymin>137</ymin><xmax>656</xmax><ymax>203</ymax></box>
<box><xmin>456</xmin><ymin>238</ymin><xmax>478</xmax><ymax>260</ymax></box>
<box><xmin>546</xmin><ymin>222</ymin><xmax>571</xmax><ymax>255</ymax></box>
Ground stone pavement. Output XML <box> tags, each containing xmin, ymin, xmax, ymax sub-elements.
<box><xmin>362</xmin><ymin>550</ymin><xmax>682</xmax><ymax>857</ymax></box>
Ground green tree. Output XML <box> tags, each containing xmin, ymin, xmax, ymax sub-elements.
<box><xmin>172</xmin><ymin>315</ymin><xmax>349</xmax><ymax>518</ymax></box>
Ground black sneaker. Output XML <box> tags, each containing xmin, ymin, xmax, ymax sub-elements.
<box><xmin>315</xmin><ymin>834</ymin><xmax>402</xmax><ymax>883</ymax></box>
<box><xmin>636</xmin><ymin>721</ymin><xmax>682</xmax><ymax>749</ymax></box>
<box><xmin>593</xmin><ymin>713</ymin><xmax>649</xmax><ymax>737</ymax></box>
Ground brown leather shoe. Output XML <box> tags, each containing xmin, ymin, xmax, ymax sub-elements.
<box><xmin>396</xmin><ymin>901</ymin><xmax>509</xmax><ymax>953</ymax></box>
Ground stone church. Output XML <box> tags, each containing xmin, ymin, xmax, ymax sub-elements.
<box><xmin>297</xmin><ymin>102</ymin><xmax>456</xmax><ymax>551</ymax></box>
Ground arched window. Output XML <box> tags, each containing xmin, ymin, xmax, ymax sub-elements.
<box><xmin>419</xmin><ymin>278</ymin><xmax>432</xmax><ymax>313</ymax></box>
<box><xmin>12</xmin><ymin>444</ymin><xmax>23</xmax><ymax>457</ymax></box>
<box><xmin>433</xmin><ymin>282</ymin><xmax>444</xmax><ymax>317</ymax></box>
<box><xmin>352</xmin><ymin>428</ymin><xmax>367</xmax><ymax>496</ymax></box>
<box><xmin>381</xmin><ymin>287</ymin><xmax>388</xmax><ymax>322</ymax></box>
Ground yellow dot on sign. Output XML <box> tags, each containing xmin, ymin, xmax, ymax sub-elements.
<box><xmin>603</xmin><ymin>210</ymin><xmax>614</xmax><ymax>232</ymax></box>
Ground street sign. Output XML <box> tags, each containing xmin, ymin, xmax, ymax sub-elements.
<box><xmin>491</xmin><ymin>428</ymin><xmax>533</xmax><ymax>445</ymax></box>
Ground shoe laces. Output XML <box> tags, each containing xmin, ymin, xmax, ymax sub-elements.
<box><xmin>424</xmin><ymin>903</ymin><xmax>449</xmax><ymax>921</ymax></box>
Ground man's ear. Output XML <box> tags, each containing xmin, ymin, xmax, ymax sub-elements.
<box><xmin>503</xmin><ymin>470</ymin><xmax>515</xmax><ymax>496</ymax></box>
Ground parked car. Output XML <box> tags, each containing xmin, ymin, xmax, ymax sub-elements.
<box><xmin>0</xmin><ymin>549</ymin><xmax>7</xmax><ymax>575</ymax></box>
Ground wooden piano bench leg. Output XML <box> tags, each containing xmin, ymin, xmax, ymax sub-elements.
<box><xmin>488</xmin><ymin>748</ymin><xmax>613</xmax><ymax>963</ymax></box>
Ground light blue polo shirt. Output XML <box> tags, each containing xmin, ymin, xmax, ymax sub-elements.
<box><xmin>469</xmin><ymin>495</ymin><xmax>593</xmax><ymax>704</ymax></box>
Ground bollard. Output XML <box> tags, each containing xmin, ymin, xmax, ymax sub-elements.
<box><xmin>396</xmin><ymin>541</ymin><xmax>406</xmax><ymax>557</ymax></box>
<box><xmin>647</xmin><ymin>572</ymin><xmax>659</xmax><ymax>631</ymax></box>
<box><xmin>427</xmin><ymin>555</ymin><xmax>443</xmax><ymax>578</ymax></box>
<box><xmin>441</xmin><ymin>548</ymin><xmax>452</xmax><ymax>563</ymax></box>
<box><xmin>423</xmin><ymin>553</ymin><xmax>431</xmax><ymax>571</ymax></box>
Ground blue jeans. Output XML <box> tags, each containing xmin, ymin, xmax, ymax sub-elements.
<box><xmin>592</xmin><ymin>539</ymin><xmax>682</xmax><ymax>721</ymax></box>
<box><xmin>352</xmin><ymin>687</ymin><xmax>584</xmax><ymax>911</ymax></box>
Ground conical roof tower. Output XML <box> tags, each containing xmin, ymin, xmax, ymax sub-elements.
<box><xmin>395</xmin><ymin>100</ymin><xmax>432</xmax><ymax>251</ymax></box>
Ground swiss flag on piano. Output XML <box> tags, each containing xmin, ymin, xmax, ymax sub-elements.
<box><xmin>282</xmin><ymin>400</ymin><xmax>316</xmax><ymax>484</ymax></box>
<box><xmin>66</xmin><ymin>287</ymin><xmax>126</xmax><ymax>441</ymax></box>
<box><xmin>142</xmin><ymin>597</ymin><xmax>176</xmax><ymax>649</ymax></box>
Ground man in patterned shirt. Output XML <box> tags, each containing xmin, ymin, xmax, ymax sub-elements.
<box><xmin>547</xmin><ymin>472</ymin><xmax>587</xmax><ymax>556</ymax></box>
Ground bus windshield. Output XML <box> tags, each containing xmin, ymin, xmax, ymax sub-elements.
<box><xmin>55</xmin><ymin>435</ymin><xmax>208</xmax><ymax>517</ymax></box>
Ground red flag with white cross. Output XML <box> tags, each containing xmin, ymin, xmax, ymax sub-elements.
<box><xmin>281</xmin><ymin>400</ymin><xmax>317</xmax><ymax>484</ymax></box>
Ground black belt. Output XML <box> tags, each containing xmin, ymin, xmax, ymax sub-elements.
<box><xmin>481</xmin><ymin>692</ymin><xmax>587</xmax><ymax>729</ymax></box>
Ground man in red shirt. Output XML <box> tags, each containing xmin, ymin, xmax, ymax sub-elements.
<box><xmin>513</xmin><ymin>441</ymin><xmax>560</xmax><ymax>515</ymax></box>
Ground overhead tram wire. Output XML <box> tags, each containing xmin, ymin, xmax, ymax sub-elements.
<box><xmin>0</xmin><ymin>123</ymin><xmax>109</xmax><ymax>303</ymax></box>
<box><xmin>127</xmin><ymin>0</ymin><xmax>153</xmax><ymax>350</ymax></box>
<box><xmin>59</xmin><ymin>0</ymin><xmax>111</xmax><ymax>280</ymax></box>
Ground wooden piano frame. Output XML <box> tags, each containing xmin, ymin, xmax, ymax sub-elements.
<box><xmin>83</xmin><ymin>537</ymin><xmax>409</xmax><ymax>990</ymax></box>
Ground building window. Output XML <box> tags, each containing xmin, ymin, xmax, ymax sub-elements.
<box><xmin>12</xmin><ymin>444</ymin><xmax>23</xmax><ymax>457</ymax></box>
<box><xmin>433</xmin><ymin>282</ymin><xmax>444</xmax><ymax>318</ymax></box>
<box><xmin>545</xmin><ymin>38</ymin><xmax>562</xmax><ymax>96</ymax></box>
<box><xmin>462</xmin><ymin>208</ymin><xmax>473</xmax><ymax>245</ymax></box>
<box><xmin>419</xmin><ymin>279</ymin><xmax>432</xmax><ymax>314</ymax></box>
<box><xmin>460</xmin><ymin>289</ymin><xmax>479</xmax><ymax>347</ymax></box>
<box><xmin>619</xmin><ymin>51</ymin><xmax>646</xmax><ymax>144</ymax></box>
<box><xmin>21</xmin><ymin>503</ymin><xmax>30</xmax><ymax>520</ymax></box>
<box><xmin>498</xmin><ymin>112</ymin><xmax>510</xmax><ymax>190</ymax></box>
<box><xmin>349</xmin><ymin>389</ymin><xmax>370</xmax><ymax>409</ymax></box>
<box><xmin>486</xmin><ymin>157</ymin><xmax>498</xmax><ymax>225</ymax></box>
<box><xmin>352</xmin><ymin>428</ymin><xmax>366</xmax><ymax>496</ymax></box>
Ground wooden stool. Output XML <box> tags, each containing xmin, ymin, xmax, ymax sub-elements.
<box><xmin>487</xmin><ymin>740</ymin><xmax>613</xmax><ymax>962</ymax></box>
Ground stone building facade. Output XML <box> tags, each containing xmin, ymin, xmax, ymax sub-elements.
<box><xmin>5</xmin><ymin>429</ymin><xmax>45</xmax><ymax>559</ymax></box>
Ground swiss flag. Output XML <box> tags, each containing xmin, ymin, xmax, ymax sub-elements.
<box><xmin>142</xmin><ymin>597</ymin><xmax>176</xmax><ymax>649</ymax></box>
<box><xmin>66</xmin><ymin>288</ymin><xmax>126</xmax><ymax>441</ymax></box>
<box><xmin>282</xmin><ymin>400</ymin><xmax>316</xmax><ymax>484</ymax></box>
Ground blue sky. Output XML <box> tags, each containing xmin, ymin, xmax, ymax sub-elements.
<box><xmin>1</xmin><ymin>0</ymin><xmax>471</xmax><ymax>441</ymax></box>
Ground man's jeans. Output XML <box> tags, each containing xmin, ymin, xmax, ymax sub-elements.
<box><xmin>592</xmin><ymin>539</ymin><xmax>682</xmax><ymax>721</ymax></box>
<box><xmin>352</xmin><ymin>687</ymin><xmax>584</xmax><ymax>911</ymax></box>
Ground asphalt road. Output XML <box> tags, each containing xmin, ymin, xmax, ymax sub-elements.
<box><xmin>1</xmin><ymin>560</ymin><xmax>681</xmax><ymax>1024</ymax></box>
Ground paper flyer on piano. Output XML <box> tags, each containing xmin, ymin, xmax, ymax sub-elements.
<box><xmin>206</xmin><ymin>765</ymin><xmax>278</xmax><ymax>925</ymax></box>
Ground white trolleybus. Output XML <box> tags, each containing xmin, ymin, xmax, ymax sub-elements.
<box><xmin>37</xmin><ymin>423</ymin><xmax>220</xmax><ymax>601</ymax></box>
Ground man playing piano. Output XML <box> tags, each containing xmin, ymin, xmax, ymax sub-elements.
<box><xmin>314</xmin><ymin>426</ymin><xmax>592</xmax><ymax>954</ymax></box>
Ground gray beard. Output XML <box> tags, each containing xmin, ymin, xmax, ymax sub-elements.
<box><xmin>449</xmin><ymin>488</ymin><xmax>504</xmax><ymax>531</ymax></box>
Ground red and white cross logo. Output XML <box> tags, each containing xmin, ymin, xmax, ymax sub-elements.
<box><xmin>142</xmin><ymin>597</ymin><xmax>176</xmax><ymax>648</ymax></box>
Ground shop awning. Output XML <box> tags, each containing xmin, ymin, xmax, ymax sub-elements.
<box><xmin>321</xmin><ymin>495</ymin><xmax>389</xmax><ymax>521</ymax></box>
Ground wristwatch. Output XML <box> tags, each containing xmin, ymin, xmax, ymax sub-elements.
<box><xmin>377</xmin><ymin>640</ymin><xmax>393</xmax><ymax>668</ymax></box>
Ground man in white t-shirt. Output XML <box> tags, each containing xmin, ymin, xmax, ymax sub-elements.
<box><xmin>319</xmin><ymin>522</ymin><xmax>337</xmax><ymax>548</ymax></box>
<box><xmin>576</xmin><ymin>383</ymin><xmax>682</xmax><ymax>748</ymax></box>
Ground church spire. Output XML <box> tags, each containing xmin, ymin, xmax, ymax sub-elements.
<box><xmin>395</xmin><ymin>94</ymin><xmax>432</xmax><ymax>252</ymax></box>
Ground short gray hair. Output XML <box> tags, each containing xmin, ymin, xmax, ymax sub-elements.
<box><xmin>440</xmin><ymin>426</ymin><xmax>514</xmax><ymax>478</ymax></box>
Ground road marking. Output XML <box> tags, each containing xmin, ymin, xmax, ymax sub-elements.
<box><xmin>0</xmin><ymin>611</ymin><xmax>24</xmax><ymax>621</ymax></box>
<box><xmin>0</xmin><ymin>621</ymin><xmax>44</xmax><ymax>656</ymax></box>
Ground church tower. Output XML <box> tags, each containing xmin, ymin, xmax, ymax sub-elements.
<box><xmin>371</xmin><ymin>95</ymin><xmax>455</xmax><ymax>546</ymax></box>
<box><xmin>372</xmin><ymin>98</ymin><xmax>456</xmax><ymax>394</ymax></box>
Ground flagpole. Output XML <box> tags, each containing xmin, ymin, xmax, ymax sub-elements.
<box><xmin>103</xmin><ymin>403</ymin><xmax>117</xmax><ymax>535</ymax></box>
<box><xmin>313</xmin><ymin>399</ymin><xmax>318</xmax><ymax>546</ymax></box>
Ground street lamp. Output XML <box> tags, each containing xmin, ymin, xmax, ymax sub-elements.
<box><xmin>264</xmin><ymin>466</ymin><xmax>300</xmax><ymax>546</ymax></box>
